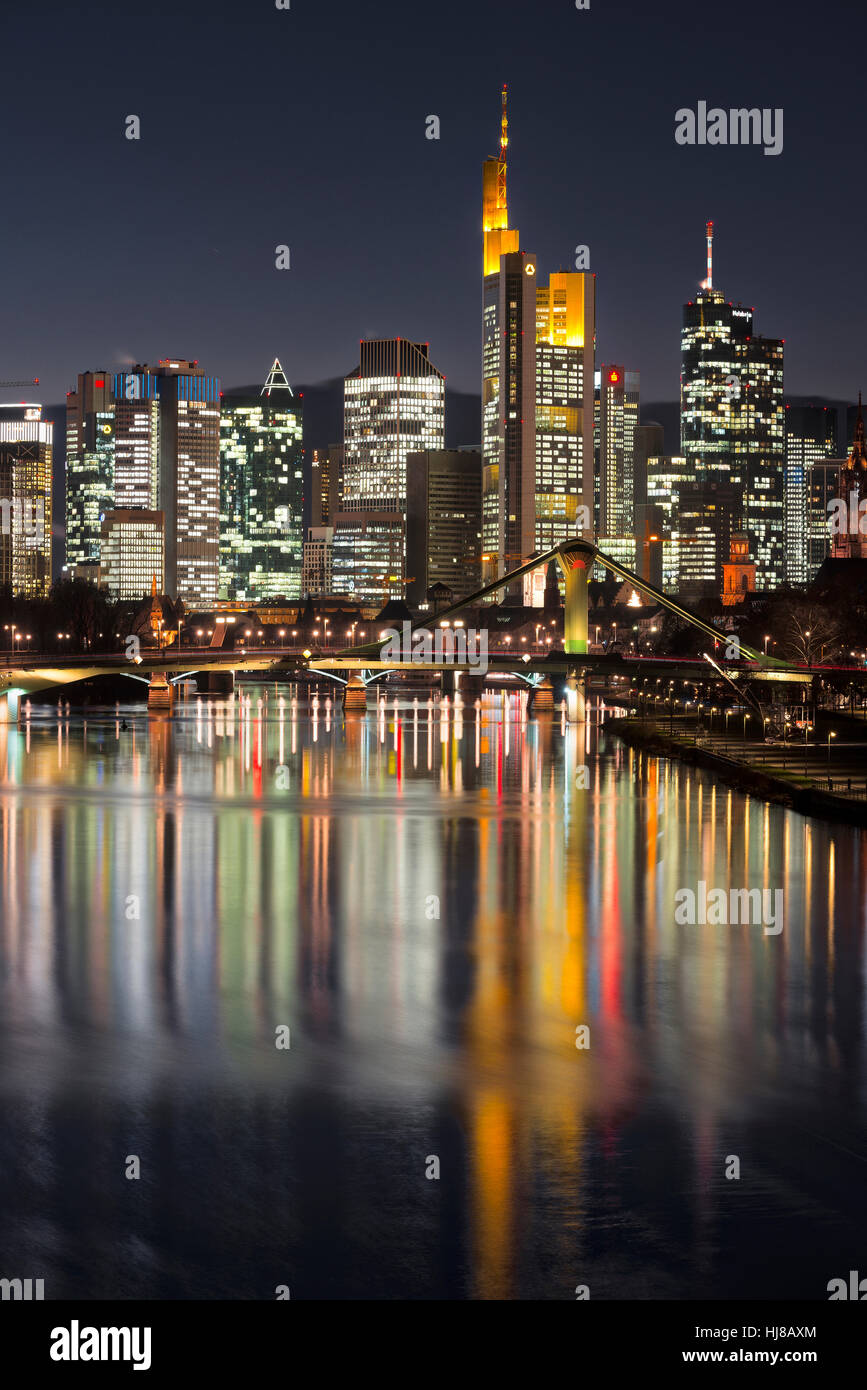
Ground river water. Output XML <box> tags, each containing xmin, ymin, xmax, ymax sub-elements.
<box><xmin>0</xmin><ymin>684</ymin><xmax>865</xmax><ymax>1300</ymax></box>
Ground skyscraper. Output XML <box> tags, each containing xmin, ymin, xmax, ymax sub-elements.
<box><xmin>482</xmin><ymin>88</ymin><xmax>594</xmax><ymax>580</ymax></box>
<box><xmin>220</xmin><ymin>360</ymin><xmax>304</xmax><ymax>601</ymax></box>
<box><xmin>343</xmin><ymin>340</ymin><xmax>445</xmax><ymax>512</ymax></box>
<box><xmin>112</xmin><ymin>359</ymin><xmax>220</xmax><ymax>604</ymax></box>
<box><xmin>535</xmin><ymin>272</ymin><xmax>595</xmax><ymax>551</ymax></box>
<box><xmin>597</xmin><ymin>365</ymin><xmax>640</xmax><ymax>539</ymax></box>
<box><xmin>680</xmin><ymin>222</ymin><xmax>784</xmax><ymax>587</ymax></box>
<box><xmin>0</xmin><ymin>403</ymin><xmax>52</xmax><ymax>597</ymax></box>
<box><xmin>342</xmin><ymin>339</ymin><xmax>444</xmax><ymax>594</ymax></box>
<box><xmin>65</xmin><ymin>371</ymin><xmax>115</xmax><ymax>570</ymax></box>
<box><xmin>405</xmin><ymin>448</ymin><xmax>482</xmax><ymax>606</ymax></box>
<box><xmin>783</xmin><ymin>403</ymin><xmax>838</xmax><ymax>585</ymax></box>
<box><xmin>481</xmin><ymin>86</ymin><xmax>533</xmax><ymax>583</ymax></box>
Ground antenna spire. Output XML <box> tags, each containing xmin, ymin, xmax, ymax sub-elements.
<box><xmin>500</xmin><ymin>83</ymin><xmax>508</xmax><ymax>161</ymax></box>
<box><xmin>705</xmin><ymin>220</ymin><xmax>714</xmax><ymax>290</ymax></box>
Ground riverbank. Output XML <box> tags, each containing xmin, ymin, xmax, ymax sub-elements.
<box><xmin>610</xmin><ymin>716</ymin><xmax>867</xmax><ymax>829</ymax></box>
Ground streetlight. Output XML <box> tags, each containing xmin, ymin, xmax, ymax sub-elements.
<box><xmin>764</xmin><ymin>635</ymin><xmax>770</xmax><ymax>656</ymax></box>
<box><xmin>827</xmin><ymin>730</ymin><xmax>836</xmax><ymax>773</ymax></box>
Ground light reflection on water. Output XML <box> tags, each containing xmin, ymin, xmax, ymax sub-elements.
<box><xmin>0</xmin><ymin>683</ymin><xmax>865</xmax><ymax>1300</ymax></box>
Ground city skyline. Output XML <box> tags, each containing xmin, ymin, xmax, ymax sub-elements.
<box><xmin>3</xmin><ymin>0</ymin><xmax>864</xmax><ymax>414</ymax></box>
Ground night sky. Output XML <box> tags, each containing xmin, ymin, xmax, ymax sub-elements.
<box><xmin>4</xmin><ymin>0</ymin><xmax>865</xmax><ymax>418</ymax></box>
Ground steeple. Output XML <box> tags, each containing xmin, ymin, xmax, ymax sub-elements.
<box><xmin>261</xmin><ymin>358</ymin><xmax>293</xmax><ymax>397</ymax></box>
<box><xmin>851</xmin><ymin>391</ymin><xmax>867</xmax><ymax>471</ymax></box>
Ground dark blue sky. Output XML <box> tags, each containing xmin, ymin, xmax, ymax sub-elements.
<box><xmin>4</xmin><ymin>0</ymin><xmax>864</xmax><ymax>419</ymax></box>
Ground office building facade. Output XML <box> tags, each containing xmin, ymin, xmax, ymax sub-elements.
<box><xmin>405</xmin><ymin>448</ymin><xmax>482</xmax><ymax>606</ymax></box>
<box><xmin>113</xmin><ymin>359</ymin><xmax>220</xmax><ymax>604</ymax></box>
<box><xmin>535</xmin><ymin>272</ymin><xmax>595</xmax><ymax>552</ymax></box>
<box><xmin>220</xmin><ymin>360</ymin><xmax>303</xmax><ymax>602</ymax></box>
<box><xmin>332</xmin><ymin>510</ymin><xmax>405</xmax><ymax>606</ymax></box>
<box><xmin>597</xmin><ymin>365</ymin><xmax>640</xmax><ymax>539</ymax></box>
<box><xmin>302</xmin><ymin>526</ymin><xmax>334</xmax><ymax>597</ymax></box>
<box><xmin>783</xmin><ymin>404</ymin><xmax>838</xmax><ymax>585</ymax></box>
<box><xmin>0</xmin><ymin>403</ymin><xmax>52</xmax><ymax>598</ymax></box>
<box><xmin>99</xmin><ymin>509</ymin><xmax>164</xmax><ymax>600</ymax></box>
<box><xmin>343</xmin><ymin>339</ymin><xmax>445</xmax><ymax>514</ymax></box>
<box><xmin>65</xmin><ymin>371</ymin><xmax>115</xmax><ymax>569</ymax></box>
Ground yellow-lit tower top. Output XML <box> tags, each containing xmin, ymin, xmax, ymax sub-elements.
<box><xmin>483</xmin><ymin>84</ymin><xmax>520</xmax><ymax>275</ymax></box>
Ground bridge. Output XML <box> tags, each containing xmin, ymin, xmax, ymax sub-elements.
<box><xmin>309</xmin><ymin>537</ymin><xmax>811</xmax><ymax>718</ymax></box>
<box><xmin>0</xmin><ymin>539</ymin><xmax>862</xmax><ymax>720</ymax></box>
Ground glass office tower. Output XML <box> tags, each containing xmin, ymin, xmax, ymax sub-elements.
<box><xmin>220</xmin><ymin>360</ymin><xmax>304</xmax><ymax>601</ymax></box>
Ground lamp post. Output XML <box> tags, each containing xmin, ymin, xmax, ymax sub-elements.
<box><xmin>827</xmin><ymin>729</ymin><xmax>836</xmax><ymax>774</ymax></box>
<box><xmin>764</xmin><ymin>634</ymin><xmax>770</xmax><ymax>656</ymax></box>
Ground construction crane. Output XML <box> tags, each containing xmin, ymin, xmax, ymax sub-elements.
<box><xmin>0</xmin><ymin>379</ymin><xmax>39</xmax><ymax>389</ymax></box>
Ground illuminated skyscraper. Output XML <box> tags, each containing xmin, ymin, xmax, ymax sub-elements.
<box><xmin>482</xmin><ymin>88</ymin><xmax>594</xmax><ymax>579</ymax></box>
<box><xmin>332</xmin><ymin>510</ymin><xmax>405</xmax><ymax>605</ymax></box>
<box><xmin>343</xmin><ymin>340</ymin><xmax>444</xmax><ymax>512</ymax></box>
<box><xmin>113</xmin><ymin>359</ymin><xmax>220</xmax><ymax>604</ymax></box>
<box><xmin>783</xmin><ymin>403</ymin><xmax>837</xmax><ymax>585</ymax></box>
<box><xmin>535</xmin><ymin>273</ymin><xmax>595</xmax><ymax>551</ymax></box>
<box><xmin>597</xmin><ymin>365</ymin><xmax>640</xmax><ymax>539</ymax></box>
<box><xmin>99</xmin><ymin>509</ymin><xmax>164</xmax><ymax>600</ymax></box>
<box><xmin>65</xmin><ymin>371</ymin><xmax>115</xmax><ymax>569</ymax></box>
<box><xmin>219</xmin><ymin>360</ymin><xmax>303</xmax><ymax>601</ymax></box>
<box><xmin>0</xmin><ymin>403</ymin><xmax>52</xmax><ymax>597</ymax></box>
<box><xmin>342</xmin><ymin>339</ymin><xmax>443</xmax><ymax>593</ymax></box>
<box><xmin>680</xmin><ymin>221</ymin><xmax>784</xmax><ymax>587</ymax></box>
<box><xmin>482</xmin><ymin>87</ymin><xmax>530</xmax><ymax>581</ymax></box>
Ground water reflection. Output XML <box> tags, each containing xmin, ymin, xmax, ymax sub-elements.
<box><xmin>0</xmin><ymin>685</ymin><xmax>865</xmax><ymax>1300</ymax></box>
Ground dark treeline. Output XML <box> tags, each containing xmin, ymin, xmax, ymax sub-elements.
<box><xmin>0</xmin><ymin>579</ymin><xmax>155</xmax><ymax>655</ymax></box>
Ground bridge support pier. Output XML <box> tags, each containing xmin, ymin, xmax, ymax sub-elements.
<box><xmin>343</xmin><ymin>674</ymin><xmax>367</xmax><ymax>713</ymax></box>
<box><xmin>0</xmin><ymin>689</ymin><xmax>21</xmax><ymax>723</ymax></box>
<box><xmin>528</xmin><ymin>677</ymin><xmax>555</xmax><ymax>713</ymax></box>
<box><xmin>565</xmin><ymin>673</ymin><xmax>586</xmax><ymax>723</ymax></box>
<box><xmin>148</xmin><ymin>673</ymin><xmax>173</xmax><ymax>710</ymax></box>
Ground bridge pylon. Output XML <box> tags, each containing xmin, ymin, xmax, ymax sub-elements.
<box><xmin>147</xmin><ymin>673</ymin><xmax>173</xmax><ymax>710</ymax></box>
<box><xmin>0</xmin><ymin>688</ymin><xmax>21</xmax><ymax>723</ymax></box>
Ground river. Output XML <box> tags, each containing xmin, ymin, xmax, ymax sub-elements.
<box><xmin>0</xmin><ymin>684</ymin><xmax>864</xmax><ymax>1299</ymax></box>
